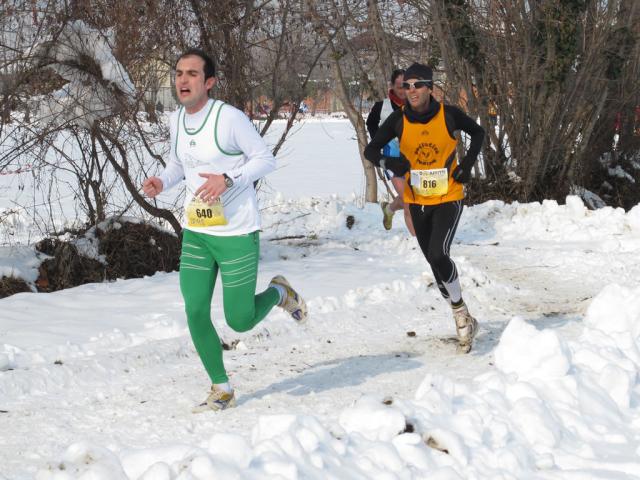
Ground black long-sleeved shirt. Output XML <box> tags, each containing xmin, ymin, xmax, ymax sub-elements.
<box><xmin>364</xmin><ymin>98</ymin><xmax>485</xmax><ymax>170</ymax></box>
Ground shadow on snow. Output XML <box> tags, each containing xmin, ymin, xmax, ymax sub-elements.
<box><xmin>242</xmin><ymin>352</ymin><xmax>422</xmax><ymax>404</ymax></box>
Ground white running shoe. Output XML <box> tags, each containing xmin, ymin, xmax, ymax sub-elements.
<box><xmin>192</xmin><ymin>385</ymin><xmax>236</xmax><ymax>413</ymax></box>
<box><xmin>381</xmin><ymin>201</ymin><xmax>395</xmax><ymax>231</ymax></box>
<box><xmin>453</xmin><ymin>303</ymin><xmax>478</xmax><ymax>353</ymax></box>
<box><xmin>269</xmin><ymin>275</ymin><xmax>308</xmax><ymax>323</ymax></box>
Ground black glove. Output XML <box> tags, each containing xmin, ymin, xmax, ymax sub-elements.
<box><xmin>380</xmin><ymin>155</ymin><xmax>410</xmax><ymax>177</ymax></box>
<box><xmin>452</xmin><ymin>155</ymin><xmax>476</xmax><ymax>184</ymax></box>
<box><xmin>452</xmin><ymin>165</ymin><xmax>472</xmax><ymax>184</ymax></box>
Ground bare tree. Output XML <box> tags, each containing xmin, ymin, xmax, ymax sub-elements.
<box><xmin>307</xmin><ymin>0</ymin><xmax>424</xmax><ymax>203</ymax></box>
<box><xmin>412</xmin><ymin>0</ymin><xmax>640</xmax><ymax>205</ymax></box>
<box><xmin>246</xmin><ymin>1</ymin><xmax>332</xmax><ymax>154</ymax></box>
<box><xmin>1</xmin><ymin>5</ymin><xmax>183</xmax><ymax>234</ymax></box>
<box><xmin>1</xmin><ymin>0</ymin><xmax>335</xmax><ymax>239</ymax></box>
<box><xmin>581</xmin><ymin>0</ymin><xmax>640</xmax><ymax>209</ymax></box>
<box><xmin>368</xmin><ymin>0</ymin><xmax>395</xmax><ymax>98</ymax></box>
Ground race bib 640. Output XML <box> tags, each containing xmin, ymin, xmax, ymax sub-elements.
<box><xmin>186</xmin><ymin>197</ymin><xmax>227</xmax><ymax>227</ymax></box>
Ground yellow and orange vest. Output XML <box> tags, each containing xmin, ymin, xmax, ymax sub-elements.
<box><xmin>400</xmin><ymin>104</ymin><xmax>463</xmax><ymax>205</ymax></box>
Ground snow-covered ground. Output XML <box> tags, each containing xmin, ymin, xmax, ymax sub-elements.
<box><xmin>2</xmin><ymin>120</ymin><xmax>640</xmax><ymax>479</ymax></box>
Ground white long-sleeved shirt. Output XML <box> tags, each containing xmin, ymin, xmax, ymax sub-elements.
<box><xmin>159</xmin><ymin>99</ymin><xmax>275</xmax><ymax>236</ymax></box>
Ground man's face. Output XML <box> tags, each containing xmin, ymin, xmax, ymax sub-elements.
<box><xmin>404</xmin><ymin>79</ymin><xmax>431</xmax><ymax>111</ymax></box>
<box><xmin>175</xmin><ymin>55</ymin><xmax>216</xmax><ymax>112</ymax></box>
<box><xmin>391</xmin><ymin>75</ymin><xmax>406</xmax><ymax>101</ymax></box>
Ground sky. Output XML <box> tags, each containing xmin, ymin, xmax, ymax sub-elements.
<box><xmin>1</xmin><ymin>119</ymin><xmax>640</xmax><ymax>479</ymax></box>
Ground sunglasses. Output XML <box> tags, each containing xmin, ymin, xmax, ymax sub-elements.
<box><xmin>401</xmin><ymin>80</ymin><xmax>432</xmax><ymax>90</ymax></box>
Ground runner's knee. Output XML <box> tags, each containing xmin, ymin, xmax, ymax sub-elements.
<box><xmin>224</xmin><ymin>305</ymin><xmax>256</xmax><ymax>333</ymax></box>
<box><xmin>185</xmin><ymin>302</ymin><xmax>210</xmax><ymax>324</ymax></box>
<box><xmin>426</xmin><ymin>248</ymin><xmax>448</xmax><ymax>269</ymax></box>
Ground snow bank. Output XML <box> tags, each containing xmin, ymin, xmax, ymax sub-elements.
<box><xmin>405</xmin><ymin>284</ymin><xmax>640</xmax><ymax>477</ymax></box>
<box><xmin>494</xmin><ymin>316</ymin><xmax>572</xmax><ymax>380</ymax></box>
<box><xmin>36</xmin><ymin>20</ymin><xmax>135</xmax><ymax>128</ymax></box>
<box><xmin>0</xmin><ymin>245</ymin><xmax>40</xmax><ymax>283</ymax></box>
<box><xmin>34</xmin><ymin>284</ymin><xmax>640</xmax><ymax>479</ymax></box>
<box><xmin>463</xmin><ymin>195</ymin><xmax>640</xmax><ymax>245</ymax></box>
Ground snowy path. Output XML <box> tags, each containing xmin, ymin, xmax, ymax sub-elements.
<box><xmin>2</xmin><ymin>198</ymin><xmax>640</xmax><ymax>479</ymax></box>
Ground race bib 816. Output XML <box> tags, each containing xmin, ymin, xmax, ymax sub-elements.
<box><xmin>411</xmin><ymin>168</ymin><xmax>449</xmax><ymax>196</ymax></box>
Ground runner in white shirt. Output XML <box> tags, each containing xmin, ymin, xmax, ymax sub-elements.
<box><xmin>142</xmin><ymin>49</ymin><xmax>306</xmax><ymax>412</ymax></box>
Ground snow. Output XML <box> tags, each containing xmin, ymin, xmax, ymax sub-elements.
<box><xmin>261</xmin><ymin>119</ymin><xmax>365</xmax><ymax>200</ymax></box>
<box><xmin>494</xmin><ymin>317</ymin><xmax>572</xmax><ymax>380</ymax></box>
<box><xmin>0</xmin><ymin>245</ymin><xmax>41</xmax><ymax>283</ymax></box>
<box><xmin>1</xmin><ymin>120</ymin><xmax>640</xmax><ymax>479</ymax></box>
<box><xmin>35</xmin><ymin>20</ymin><xmax>135</xmax><ymax>128</ymax></box>
<box><xmin>569</xmin><ymin>185</ymin><xmax>607</xmax><ymax>210</ymax></box>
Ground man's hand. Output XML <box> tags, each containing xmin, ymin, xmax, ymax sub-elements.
<box><xmin>452</xmin><ymin>165</ymin><xmax>472</xmax><ymax>184</ymax></box>
<box><xmin>194</xmin><ymin>173</ymin><xmax>228</xmax><ymax>204</ymax></box>
<box><xmin>142</xmin><ymin>176</ymin><xmax>164</xmax><ymax>198</ymax></box>
<box><xmin>380</xmin><ymin>155</ymin><xmax>411</xmax><ymax>177</ymax></box>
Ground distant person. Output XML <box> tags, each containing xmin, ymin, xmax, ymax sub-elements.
<box><xmin>142</xmin><ymin>49</ymin><xmax>307</xmax><ymax>412</ymax></box>
<box><xmin>364</xmin><ymin>63</ymin><xmax>485</xmax><ymax>353</ymax></box>
<box><xmin>366</xmin><ymin>69</ymin><xmax>415</xmax><ymax>235</ymax></box>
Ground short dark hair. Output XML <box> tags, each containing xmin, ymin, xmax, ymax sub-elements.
<box><xmin>390</xmin><ymin>69</ymin><xmax>405</xmax><ymax>83</ymax></box>
<box><xmin>176</xmin><ymin>48</ymin><xmax>216</xmax><ymax>79</ymax></box>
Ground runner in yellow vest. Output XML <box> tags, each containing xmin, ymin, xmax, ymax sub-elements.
<box><xmin>364</xmin><ymin>63</ymin><xmax>485</xmax><ymax>353</ymax></box>
<box><xmin>366</xmin><ymin>69</ymin><xmax>415</xmax><ymax>235</ymax></box>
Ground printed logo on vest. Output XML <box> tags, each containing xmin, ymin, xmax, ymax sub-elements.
<box><xmin>184</xmin><ymin>153</ymin><xmax>207</xmax><ymax>169</ymax></box>
<box><xmin>414</xmin><ymin>142</ymin><xmax>440</xmax><ymax>166</ymax></box>
<box><xmin>189</xmin><ymin>140</ymin><xmax>196</xmax><ymax>147</ymax></box>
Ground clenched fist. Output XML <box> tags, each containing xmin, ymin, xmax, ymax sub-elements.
<box><xmin>142</xmin><ymin>176</ymin><xmax>164</xmax><ymax>198</ymax></box>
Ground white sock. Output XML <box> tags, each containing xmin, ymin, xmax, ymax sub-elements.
<box><xmin>272</xmin><ymin>284</ymin><xmax>286</xmax><ymax>304</ymax></box>
<box><xmin>215</xmin><ymin>382</ymin><xmax>233</xmax><ymax>393</ymax></box>
<box><xmin>443</xmin><ymin>278</ymin><xmax>462</xmax><ymax>305</ymax></box>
